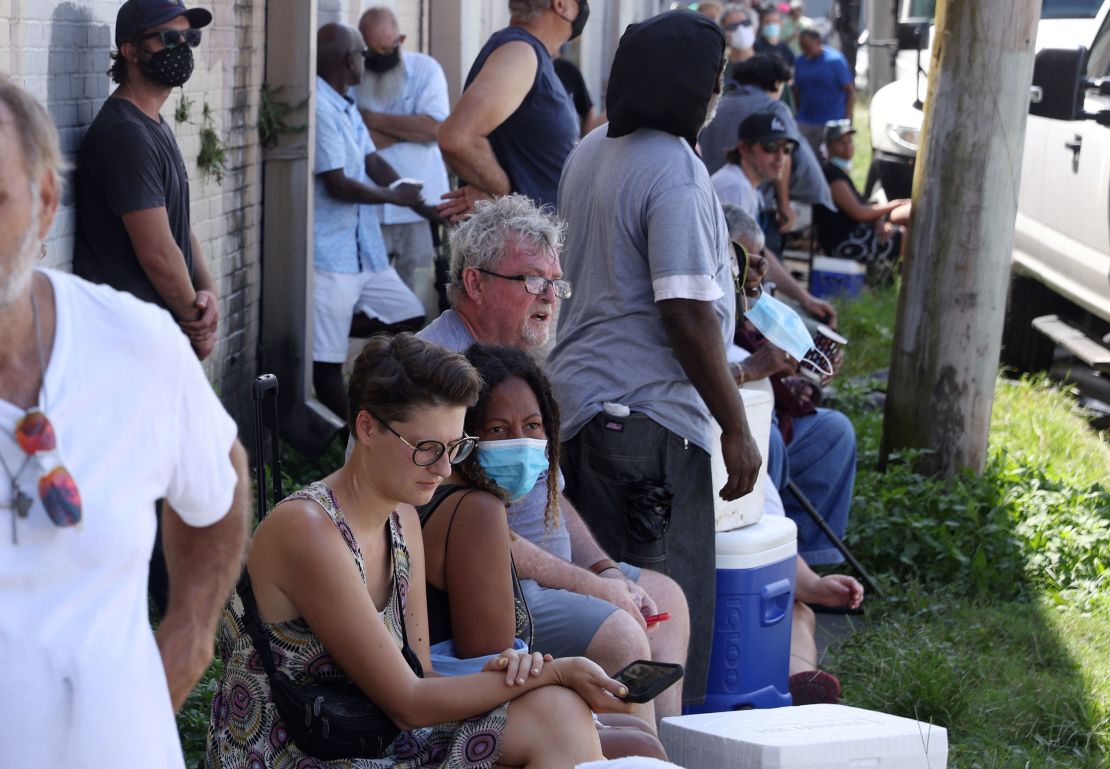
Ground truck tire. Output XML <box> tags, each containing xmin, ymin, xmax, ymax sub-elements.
<box><xmin>1000</xmin><ymin>273</ymin><xmax>1064</xmax><ymax>374</ymax></box>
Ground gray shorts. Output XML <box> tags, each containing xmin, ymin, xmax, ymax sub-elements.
<box><xmin>520</xmin><ymin>562</ymin><xmax>641</xmax><ymax>658</ymax></box>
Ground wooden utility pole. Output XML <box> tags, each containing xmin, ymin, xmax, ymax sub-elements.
<box><xmin>880</xmin><ymin>0</ymin><xmax>1040</xmax><ymax>477</ymax></box>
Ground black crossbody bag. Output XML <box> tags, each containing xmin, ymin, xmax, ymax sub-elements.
<box><xmin>237</xmin><ymin>570</ymin><xmax>424</xmax><ymax>760</ymax></box>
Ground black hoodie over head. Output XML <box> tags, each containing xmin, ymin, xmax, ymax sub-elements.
<box><xmin>605</xmin><ymin>10</ymin><xmax>726</xmax><ymax>149</ymax></box>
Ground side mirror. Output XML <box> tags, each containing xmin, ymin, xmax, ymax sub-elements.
<box><xmin>895</xmin><ymin>21</ymin><xmax>929</xmax><ymax>51</ymax></box>
<box><xmin>1029</xmin><ymin>47</ymin><xmax>1087</xmax><ymax>121</ymax></box>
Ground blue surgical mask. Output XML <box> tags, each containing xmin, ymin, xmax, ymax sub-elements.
<box><xmin>762</xmin><ymin>23</ymin><xmax>781</xmax><ymax>42</ymax></box>
<box><xmin>830</xmin><ymin>156</ymin><xmax>852</xmax><ymax>172</ymax></box>
<box><xmin>744</xmin><ymin>290</ymin><xmax>819</xmax><ymax>362</ymax></box>
<box><xmin>476</xmin><ymin>438</ymin><xmax>549</xmax><ymax>502</ymax></box>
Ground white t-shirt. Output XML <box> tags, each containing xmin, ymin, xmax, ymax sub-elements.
<box><xmin>0</xmin><ymin>270</ymin><xmax>238</xmax><ymax>769</ymax></box>
<box><xmin>710</xmin><ymin>162</ymin><xmax>762</xmax><ymax>218</ymax></box>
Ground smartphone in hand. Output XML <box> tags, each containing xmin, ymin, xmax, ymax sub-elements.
<box><xmin>613</xmin><ymin>660</ymin><xmax>684</xmax><ymax>704</ymax></box>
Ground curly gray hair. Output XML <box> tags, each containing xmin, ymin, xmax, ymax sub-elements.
<box><xmin>447</xmin><ymin>194</ymin><xmax>566</xmax><ymax>305</ymax></box>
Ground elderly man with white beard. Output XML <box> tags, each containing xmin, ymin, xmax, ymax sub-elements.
<box><xmin>0</xmin><ymin>79</ymin><xmax>249</xmax><ymax>769</ymax></box>
<box><xmin>356</xmin><ymin>6</ymin><xmax>450</xmax><ymax>319</ymax></box>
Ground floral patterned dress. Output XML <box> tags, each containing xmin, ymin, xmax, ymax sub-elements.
<box><xmin>205</xmin><ymin>482</ymin><xmax>508</xmax><ymax>769</ymax></box>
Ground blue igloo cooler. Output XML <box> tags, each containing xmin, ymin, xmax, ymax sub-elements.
<box><xmin>687</xmin><ymin>515</ymin><xmax>797</xmax><ymax>714</ymax></box>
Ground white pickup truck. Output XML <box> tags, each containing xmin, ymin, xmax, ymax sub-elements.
<box><xmin>868</xmin><ymin>0</ymin><xmax>1110</xmax><ymax>373</ymax></box>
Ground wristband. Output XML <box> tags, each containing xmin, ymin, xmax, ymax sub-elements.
<box><xmin>590</xmin><ymin>558</ymin><xmax>619</xmax><ymax>576</ymax></box>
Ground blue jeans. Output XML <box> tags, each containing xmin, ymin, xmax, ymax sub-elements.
<box><xmin>766</xmin><ymin>408</ymin><xmax>857</xmax><ymax>565</ymax></box>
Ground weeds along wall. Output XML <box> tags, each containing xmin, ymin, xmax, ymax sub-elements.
<box><xmin>0</xmin><ymin>0</ymin><xmax>265</xmax><ymax>426</ymax></box>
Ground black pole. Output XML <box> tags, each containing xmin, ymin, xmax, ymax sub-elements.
<box><xmin>785</xmin><ymin>480</ymin><xmax>882</xmax><ymax>597</ymax></box>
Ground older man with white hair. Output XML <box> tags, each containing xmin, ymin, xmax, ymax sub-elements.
<box><xmin>0</xmin><ymin>79</ymin><xmax>249</xmax><ymax>769</ymax></box>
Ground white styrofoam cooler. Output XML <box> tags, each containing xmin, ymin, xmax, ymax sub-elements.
<box><xmin>711</xmin><ymin>386</ymin><xmax>774</xmax><ymax>532</ymax></box>
<box><xmin>661</xmin><ymin>705</ymin><xmax>948</xmax><ymax>769</ymax></box>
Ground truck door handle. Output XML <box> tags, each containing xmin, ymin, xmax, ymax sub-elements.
<box><xmin>1065</xmin><ymin>135</ymin><xmax>1082</xmax><ymax>173</ymax></box>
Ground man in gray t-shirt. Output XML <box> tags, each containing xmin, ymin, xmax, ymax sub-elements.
<box><xmin>547</xmin><ymin>10</ymin><xmax>761</xmax><ymax>706</ymax></box>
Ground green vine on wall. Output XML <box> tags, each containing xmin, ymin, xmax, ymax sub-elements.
<box><xmin>198</xmin><ymin>102</ymin><xmax>227</xmax><ymax>184</ymax></box>
<box><xmin>174</xmin><ymin>92</ymin><xmax>193</xmax><ymax>124</ymax></box>
<box><xmin>258</xmin><ymin>83</ymin><xmax>306</xmax><ymax>149</ymax></box>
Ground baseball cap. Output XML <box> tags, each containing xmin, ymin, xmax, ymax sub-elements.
<box><xmin>738</xmin><ymin>112</ymin><xmax>798</xmax><ymax>148</ymax></box>
<box><xmin>824</xmin><ymin>118</ymin><xmax>856</xmax><ymax>144</ymax></box>
<box><xmin>115</xmin><ymin>0</ymin><xmax>212</xmax><ymax>47</ymax></box>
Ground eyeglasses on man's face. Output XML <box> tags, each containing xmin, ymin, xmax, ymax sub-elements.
<box><xmin>757</xmin><ymin>141</ymin><xmax>794</xmax><ymax>156</ymax></box>
<box><xmin>137</xmin><ymin>28</ymin><xmax>203</xmax><ymax>49</ymax></box>
<box><xmin>367</xmin><ymin>409</ymin><xmax>478</xmax><ymax>467</ymax></box>
<box><xmin>473</xmin><ymin>268</ymin><xmax>574</xmax><ymax>299</ymax></box>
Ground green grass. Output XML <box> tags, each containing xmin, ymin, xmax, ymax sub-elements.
<box><xmin>833</xmin><ymin>280</ymin><xmax>901</xmax><ymax>379</ymax></box>
<box><xmin>830</xmin><ymin>598</ymin><xmax>1110</xmax><ymax>769</ymax></box>
<box><xmin>822</xmin><ymin>281</ymin><xmax>1110</xmax><ymax>768</ymax></box>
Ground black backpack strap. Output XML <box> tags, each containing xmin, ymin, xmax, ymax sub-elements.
<box><xmin>237</xmin><ymin>570</ymin><xmax>281</xmax><ymax>677</ymax></box>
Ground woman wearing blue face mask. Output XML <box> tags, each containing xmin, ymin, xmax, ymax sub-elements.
<box><xmin>417</xmin><ymin>344</ymin><xmax>666</xmax><ymax>761</ymax></box>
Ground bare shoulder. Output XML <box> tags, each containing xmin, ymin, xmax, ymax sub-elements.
<box><xmin>448</xmin><ymin>490</ymin><xmax>511</xmax><ymax>545</ymax></box>
<box><xmin>471</xmin><ymin>41</ymin><xmax>538</xmax><ymax>87</ymax></box>
<box><xmin>251</xmin><ymin>495</ymin><xmax>348</xmax><ymax>566</ymax></box>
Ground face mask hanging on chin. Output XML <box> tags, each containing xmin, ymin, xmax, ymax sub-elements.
<box><xmin>743</xmin><ymin>288</ymin><xmax>833</xmax><ymax>377</ymax></box>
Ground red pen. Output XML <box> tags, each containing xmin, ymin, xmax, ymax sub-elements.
<box><xmin>644</xmin><ymin>612</ymin><xmax>670</xmax><ymax>626</ymax></box>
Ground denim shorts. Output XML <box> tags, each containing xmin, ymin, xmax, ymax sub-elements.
<box><xmin>519</xmin><ymin>562</ymin><xmax>641</xmax><ymax>659</ymax></box>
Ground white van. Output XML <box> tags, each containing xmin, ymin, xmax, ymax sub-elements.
<box><xmin>867</xmin><ymin>0</ymin><xmax>1110</xmax><ymax>372</ymax></box>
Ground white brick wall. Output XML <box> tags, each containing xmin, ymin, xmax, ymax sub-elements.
<box><xmin>1</xmin><ymin>0</ymin><xmax>265</xmax><ymax>422</ymax></box>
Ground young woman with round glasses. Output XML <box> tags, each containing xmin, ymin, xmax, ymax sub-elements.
<box><xmin>206</xmin><ymin>333</ymin><xmax>630</xmax><ymax>769</ymax></box>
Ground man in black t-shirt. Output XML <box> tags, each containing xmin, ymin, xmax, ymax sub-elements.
<box><xmin>73</xmin><ymin>0</ymin><xmax>216</xmax><ymax>620</ymax></box>
<box><xmin>74</xmin><ymin>0</ymin><xmax>217</xmax><ymax>360</ymax></box>
<box><xmin>553</xmin><ymin>56</ymin><xmax>600</xmax><ymax>137</ymax></box>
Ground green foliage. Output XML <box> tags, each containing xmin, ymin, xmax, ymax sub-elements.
<box><xmin>197</xmin><ymin>103</ymin><xmax>227</xmax><ymax>184</ymax></box>
<box><xmin>258</xmin><ymin>83</ymin><xmax>306</xmax><ymax>150</ymax></box>
<box><xmin>844</xmin><ymin>377</ymin><xmax>1110</xmax><ymax>608</ymax></box>
<box><xmin>177</xmin><ymin>656</ymin><xmax>221</xmax><ymax>769</ymax></box>
<box><xmin>175</xmin><ymin>92</ymin><xmax>193</xmax><ymax>124</ymax></box>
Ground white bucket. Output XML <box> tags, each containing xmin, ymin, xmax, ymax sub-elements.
<box><xmin>711</xmin><ymin>385</ymin><xmax>774</xmax><ymax>532</ymax></box>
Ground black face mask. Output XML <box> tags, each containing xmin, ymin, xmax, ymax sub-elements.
<box><xmin>364</xmin><ymin>47</ymin><xmax>401</xmax><ymax>73</ymax></box>
<box><xmin>568</xmin><ymin>0</ymin><xmax>590</xmax><ymax>41</ymax></box>
<box><xmin>139</xmin><ymin>44</ymin><xmax>194</xmax><ymax>88</ymax></box>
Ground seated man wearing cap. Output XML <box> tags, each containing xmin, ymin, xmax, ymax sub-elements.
<box><xmin>814</xmin><ymin>119</ymin><xmax>911</xmax><ymax>282</ymax></box>
<box><xmin>712</xmin><ymin>112</ymin><xmax>838</xmax><ymax>327</ymax></box>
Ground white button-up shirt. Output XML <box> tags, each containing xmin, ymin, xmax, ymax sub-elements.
<box><xmin>354</xmin><ymin>52</ymin><xmax>451</xmax><ymax>226</ymax></box>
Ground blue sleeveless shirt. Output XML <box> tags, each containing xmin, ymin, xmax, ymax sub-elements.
<box><xmin>464</xmin><ymin>27</ymin><xmax>579</xmax><ymax>210</ymax></box>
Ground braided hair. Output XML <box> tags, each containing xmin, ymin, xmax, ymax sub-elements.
<box><xmin>455</xmin><ymin>344</ymin><xmax>561</xmax><ymax>530</ymax></box>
